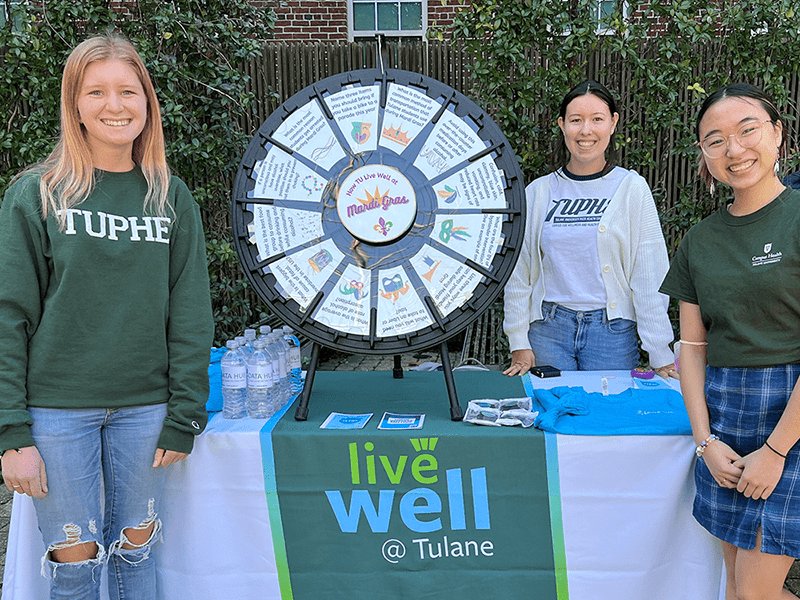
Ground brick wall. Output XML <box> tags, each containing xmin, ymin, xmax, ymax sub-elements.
<box><xmin>266</xmin><ymin>0</ymin><xmax>469</xmax><ymax>42</ymax></box>
<box><xmin>428</xmin><ymin>0</ymin><xmax>467</xmax><ymax>31</ymax></box>
<box><xmin>628</xmin><ymin>2</ymin><xmax>683</xmax><ymax>38</ymax></box>
<box><xmin>266</xmin><ymin>0</ymin><xmax>348</xmax><ymax>41</ymax></box>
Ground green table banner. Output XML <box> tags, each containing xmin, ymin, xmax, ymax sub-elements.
<box><xmin>268</xmin><ymin>370</ymin><xmax>559</xmax><ymax>600</ymax></box>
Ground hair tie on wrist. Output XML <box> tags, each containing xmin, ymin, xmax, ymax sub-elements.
<box><xmin>765</xmin><ymin>440</ymin><xmax>787</xmax><ymax>459</ymax></box>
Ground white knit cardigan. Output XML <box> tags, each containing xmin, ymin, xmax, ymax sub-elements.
<box><xmin>503</xmin><ymin>169</ymin><xmax>675</xmax><ymax>369</ymax></box>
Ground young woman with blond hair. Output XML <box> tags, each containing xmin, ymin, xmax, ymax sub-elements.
<box><xmin>0</xmin><ymin>32</ymin><xmax>213</xmax><ymax>599</ymax></box>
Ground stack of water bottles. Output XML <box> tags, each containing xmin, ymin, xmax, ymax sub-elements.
<box><xmin>220</xmin><ymin>325</ymin><xmax>304</xmax><ymax>419</ymax></box>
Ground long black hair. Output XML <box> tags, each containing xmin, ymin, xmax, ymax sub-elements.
<box><xmin>553</xmin><ymin>79</ymin><xmax>619</xmax><ymax>173</ymax></box>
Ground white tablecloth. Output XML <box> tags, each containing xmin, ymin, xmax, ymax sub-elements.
<box><xmin>2</xmin><ymin>372</ymin><xmax>724</xmax><ymax>599</ymax></box>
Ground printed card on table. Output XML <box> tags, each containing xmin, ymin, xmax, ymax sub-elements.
<box><xmin>320</xmin><ymin>412</ymin><xmax>373</xmax><ymax>430</ymax></box>
<box><xmin>378</xmin><ymin>412</ymin><xmax>425</xmax><ymax>430</ymax></box>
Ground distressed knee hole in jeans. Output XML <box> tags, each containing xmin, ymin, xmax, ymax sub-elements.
<box><xmin>42</xmin><ymin>521</ymin><xmax>106</xmax><ymax>580</ymax></box>
<box><xmin>108</xmin><ymin>498</ymin><xmax>162</xmax><ymax>566</ymax></box>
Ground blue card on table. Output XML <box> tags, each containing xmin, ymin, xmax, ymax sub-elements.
<box><xmin>320</xmin><ymin>412</ymin><xmax>373</xmax><ymax>429</ymax></box>
<box><xmin>378</xmin><ymin>412</ymin><xmax>425</xmax><ymax>430</ymax></box>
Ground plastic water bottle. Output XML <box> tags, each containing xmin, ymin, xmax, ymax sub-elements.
<box><xmin>221</xmin><ymin>341</ymin><xmax>247</xmax><ymax>419</ymax></box>
<box><xmin>235</xmin><ymin>336</ymin><xmax>252</xmax><ymax>360</ymax></box>
<box><xmin>244</xmin><ymin>328</ymin><xmax>257</xmax><ymax>351</ymax></box>
<box><xmin>268</xmin><ymin>333</ymin><xmax>290</xmax><ymax>407</ymax></box>
<box><xmin>247</xmin><ymin>339</ymin><xmax>274</xmax><ymax>418</ymax></box>
<box><xmin>272</xmin><ymin>332</ymin><xmax>293</xmax><ymax>403</ymax></box>
<box><xmin>282</xmin><ymin>326</ymin><xmax>302</xmax><ymax>394</ymax></box>
<box><xmin>259</xmin><ymin>325</ymin><xmax>271</xmax><ymax>339</ymax></box>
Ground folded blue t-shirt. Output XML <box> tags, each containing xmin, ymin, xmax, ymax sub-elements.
<box><xmin>531</xmin><ymin>386</ymin><xmax>691</xmax><ymax>435</ymax></box>
<box><xmin>206</xmin><ymin>347</ymin><xmax>227</xmax><ymax>413</ymax></box>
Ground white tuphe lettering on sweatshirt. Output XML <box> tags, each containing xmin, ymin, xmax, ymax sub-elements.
<box><xmin>57</xmin><ymin>209</ymin><xmax>171</xmax><ymax>244</ymax></box>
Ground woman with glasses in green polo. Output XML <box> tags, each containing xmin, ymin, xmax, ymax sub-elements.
<box><xmin>661</xmin><ymin>83</ymin><xmax>800</xmax><ymax>600</ymax></box>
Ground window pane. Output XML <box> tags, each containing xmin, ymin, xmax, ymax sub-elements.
<box><xmin>353</xmin><ymin>3</ymin><xmax>375</xmax><ymax>31</ymax></box>
<box><xmin>377</xmin><ymin>2</ymin><xmax>399</xmax><ymax>31</ymax></box>
<box><xmin>400</xmin><ymin>2</ymin><xmax>422</xmax><ymax>31</ymax></box>
<box><xmin>599</xmin><ymin>1</ymin><xmax>615</xmax><ymax>19</ymax></box>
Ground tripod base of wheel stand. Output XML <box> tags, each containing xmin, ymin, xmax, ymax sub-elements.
<box><xmin>294</xmin><ymin>341</ymin><xmax>463</xmax><ymax>421</ymax></box>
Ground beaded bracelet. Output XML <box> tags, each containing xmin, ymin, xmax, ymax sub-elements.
<box><xmin>696</xmin><ymin>434</ymin><xmax>720</xmax><ymax>457</ymax></box>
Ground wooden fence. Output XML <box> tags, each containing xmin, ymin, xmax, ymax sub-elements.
<box><xmin>241</xmin><ymin>39</ymin><xmax>475</xmax><ymax>132</ymax></box>
<box><xmin>242</xmin><ymin>40</ymin><xmax>800</xmax><ymax>251</ymax></box>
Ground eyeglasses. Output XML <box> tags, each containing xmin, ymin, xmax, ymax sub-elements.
<box><xmin>698</xmin><ymin>120</ymin><xmax>774</xmax><ymax>159</ymax></box>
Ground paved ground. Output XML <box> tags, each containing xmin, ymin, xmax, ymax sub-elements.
<box><xmin>1</xmin><ymin>350</ymin><xmax>799</xmax><ymax>595</ymax></box>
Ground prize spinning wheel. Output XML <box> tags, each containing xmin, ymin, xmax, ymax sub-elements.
<box><xmin>232</xmin><ymin>68</ymin><xmax>525</xmax><ymax>420</ymax></box>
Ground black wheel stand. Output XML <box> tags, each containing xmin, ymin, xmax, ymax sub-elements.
<box><xmin>294</xmin><ymin>342</ymin><xmax>462</xmax><ymax>421</ymax></box>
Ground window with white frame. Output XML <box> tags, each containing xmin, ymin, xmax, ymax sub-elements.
<box><xmin>593</xmin><ymin>0</ymin><xmax>629</xmax><ymax>34</ymax></box>
<box><xmin>349</xmin><ymin>0</ymin><xmax>426</xmax><ymax>40</ymax></box>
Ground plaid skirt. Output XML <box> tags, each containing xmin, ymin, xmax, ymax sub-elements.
<box><xmin>694</xmin><ymin>365</ymin><xmax>800</xmax><ymax>557</ymax></box>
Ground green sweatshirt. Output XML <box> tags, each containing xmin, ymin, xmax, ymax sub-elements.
<box><xmin>0</xmin><ymin>167</ymin><xmax>213</xmax><ymax>453</ymax></box>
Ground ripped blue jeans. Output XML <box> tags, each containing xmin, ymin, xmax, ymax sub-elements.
<box><xmin>29</xmin><ymin>404</ymin><xmax>168</xmax><ymax>600</ymax></box>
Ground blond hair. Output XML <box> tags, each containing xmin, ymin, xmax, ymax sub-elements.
<box><xmin>35</xmin><ymin>32</ymin><xmax>170</xmax><ymax>226</ymax></box>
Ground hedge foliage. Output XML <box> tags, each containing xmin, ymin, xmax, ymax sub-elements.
<box><xmin>0</xmin><ymin>0</ymin><xmax>275</xmax><ymax>345</ymax></box>
<box><xmin>444</xmin><ymin>0</ymin><xmax>800</xmax><ymax>234</ymax></box>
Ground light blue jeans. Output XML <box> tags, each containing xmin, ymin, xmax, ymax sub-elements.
<box><xmin>29</xmin><ymin>404</ymin><xmax>168</xmax><ymax>600</ymax></box>
<box><xmin>528</xmin><ymin>301</ymin><xmax>639</xmax><ymax>371</ymax></box>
